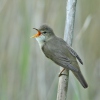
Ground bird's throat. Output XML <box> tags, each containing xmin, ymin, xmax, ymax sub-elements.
<box><xmin>36</xmin><ymin>35</ymin><xmax>45</xmax><ymax>47</ymax></box>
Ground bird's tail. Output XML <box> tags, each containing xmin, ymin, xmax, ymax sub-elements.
<box><xmin>72</xmin><ymin>71</ymin><xmax>88</xmax><ymax>88</ymax></box>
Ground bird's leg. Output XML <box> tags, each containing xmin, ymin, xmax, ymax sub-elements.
<box><xmin>58</xmin><ymin>68</ymin><xmax>66</xmax><ymax>77</ymax></box>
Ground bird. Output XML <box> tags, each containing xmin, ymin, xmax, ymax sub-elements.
<box><xmin>31</xmin><ymin>24</ymin><xmax>88</xmax><ymax>88</ymax></box>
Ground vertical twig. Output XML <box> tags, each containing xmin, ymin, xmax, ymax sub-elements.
<box><xmin>57</xmin><ymin>0</ymin><xmax>77</xmax><ymax>100</ymax></box>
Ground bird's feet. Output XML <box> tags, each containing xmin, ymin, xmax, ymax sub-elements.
<box><xmin>58</xmin><ymin>73</ymin><xmax>67</xmax><ymax>77</ymax></box>
<box><xmin>58</xmin><ymin>68</ymin><xmax>66</xmax><ymax>77</ymax></box>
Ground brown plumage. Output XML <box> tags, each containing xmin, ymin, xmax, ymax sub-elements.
<box><xmin>32</xmin><ymin>24</ymin><xmax>88</xmax><ymax>88</ymax></box>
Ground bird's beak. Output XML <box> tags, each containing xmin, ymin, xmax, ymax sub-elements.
<box><xmin>31</xmin><ymin>28</ymin><xmax>41</xmax><ymax>38</ymax></box>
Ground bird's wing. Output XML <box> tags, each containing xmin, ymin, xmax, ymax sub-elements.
<box><xmin>66</xmin><ymin>45</ymin><xmax>83</xmax><ymax>64</ymax></box>
<box><xmin>42</xmin><ymin>42</ymin><xmax>78</xmax><ymax>72</ymax></box>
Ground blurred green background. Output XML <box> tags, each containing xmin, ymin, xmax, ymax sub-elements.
<box><xmin>0</xmin><ymin>0</ymin><xmax>100</xmax><ymax>100</ymax></box>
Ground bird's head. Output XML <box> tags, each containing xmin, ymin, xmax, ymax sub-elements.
<box><xmin>31</xmin><ymin>25</ymin><xmax>55</xmax><ymax>45</ymax></box>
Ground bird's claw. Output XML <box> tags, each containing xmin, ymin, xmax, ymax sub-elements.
<box><xmin>58</xmin><ymin>73</ymin><xmax>67</xmax><ymax>77</ymax></box>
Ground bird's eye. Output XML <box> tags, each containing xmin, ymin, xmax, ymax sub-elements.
<box><xmin>43</xmin><ymin>31</ymin><xmax>46</xmax><ymax>34</ymax></box>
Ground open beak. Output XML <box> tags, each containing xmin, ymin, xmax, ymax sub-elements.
<box><xmin>31</xmin><ymin>28</ymin><xmax>41</xmax><ymax>38</ymax></box>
